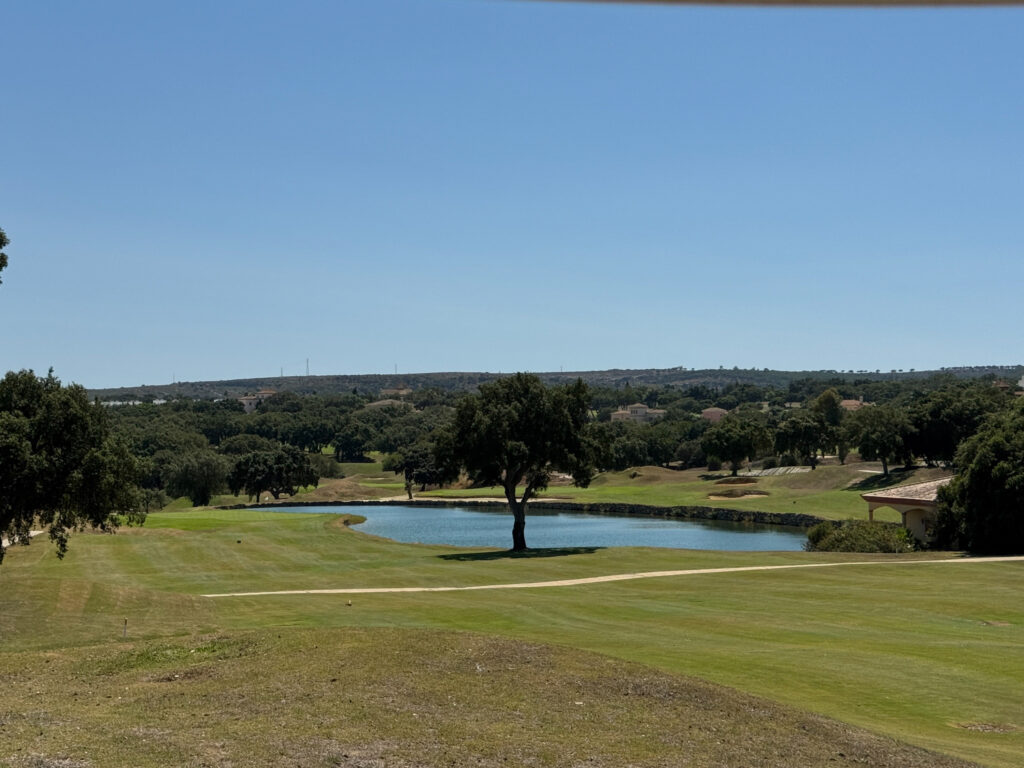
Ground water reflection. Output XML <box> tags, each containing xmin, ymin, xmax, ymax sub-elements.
<box><xmin>283</xmin><ymin>504</ymin><xmax>808</xmax><ymax>552</ymax></box>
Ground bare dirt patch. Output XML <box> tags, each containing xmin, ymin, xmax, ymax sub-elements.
<box><xmin>708</xmin><ymin>489</ymin><xmax>770</xmax><ymax>500</ymax></box>
<box><xmin>954</xmin><ymin>722</ymin><xmax>1017</xmax><ymax>733</ymax></box>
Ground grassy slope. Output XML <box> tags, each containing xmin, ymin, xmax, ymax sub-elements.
<box><xmin>1</xmin><ymin>510</ymin><xmax>1021</xmax><ymax>767</ymax></box>
<box><xmin>423</xmin><ymin>462</ymin><xmax>954</xmax><ymax>522</ymax></box>
<box><xmin>158</xmin><ymin>461</ymin><xmax>405</xmax><ymax>512</ymax></box>
<box><xmin>1</xmin><ymin>628</ymin><xmax>978</xmax><ymax>768</ymax></box>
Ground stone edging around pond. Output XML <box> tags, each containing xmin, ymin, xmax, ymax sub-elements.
<box><xmin>217</xmin><ymin>498</ymin><xmax>821</xmax><ymax>529</ymax></box>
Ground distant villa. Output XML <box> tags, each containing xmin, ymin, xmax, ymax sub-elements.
<box><xmin>238</xmin><ymin>389</ymin><xmax>276</xmax><ymax>414</ymax></box>
<box><xmin>611</xmin><ymin>402</ymin><xmax>666</xmax><ymax>424</ymax></box>
<box><xmin>701</xmin><ymin>406</ymin><xmax>728</xmax><ymax>423</ymax></box>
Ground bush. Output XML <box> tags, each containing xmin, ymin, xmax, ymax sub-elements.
<box><xmin>309</xmin><ymin>452</ymin><xmax>345</xmax><ymax>479</ymax></box>
<box><xmin>706</xmin><ymin>457</ymin><xmax>722</xmax><ymax>472</ymax></box>
<box><xmin>760</xmin><ymin>456</ymin><xmax>778</xmax><ymax>470</ymax></box>
<box><xmin>805</xmin><ymin>520</ymin><xmax>916</xmax><ymax>553</ymax></box>
<box><xmin>779</xmin><ymin>453</ymin><xmax>798</xmax><ymax>467</ymax></box>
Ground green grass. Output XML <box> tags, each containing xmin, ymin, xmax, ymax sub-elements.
<box><xmin>424</xmin><ymin>463</ymin><xmax>954</xmax><ymax>523</ymax></box>
<box><xmin>1</xmin><ymin>508</ymin><xmax>1020</xmax><ymax>767</ymax></box>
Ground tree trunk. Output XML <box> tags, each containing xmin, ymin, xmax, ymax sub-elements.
<box><xmin>881</xmin><ymin>457</ymin><xmax>889</xmax><ymax>476</ymax></box>
<box><xmin>511</xmin><ymin>501</ymin><xmax>527</xmax><ymax>551</ymax></box>
<box><xmin>505</xmin><ymin>483</ymin><xmax>528</xmax><ymax>551</ymax></box>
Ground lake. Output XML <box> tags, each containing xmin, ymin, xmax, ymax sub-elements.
<box><xmin>284</xmin><ymin>504</ymin><xmax>808</xmax><ymax>551</ymax></box>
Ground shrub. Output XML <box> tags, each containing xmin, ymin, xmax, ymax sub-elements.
<box><xmin>706</xmin><ymin>457</ymin><xmax>722</xmax><ymax>472</ymax></box>
<box><xmin>804</xmin><ymin>520</ymin><xmax>916</xmax><ymax>553</ymax></box>
<box><xmin>779</xmin><ymin>453</ymin><xmax>798</xmax><ymax>467</ymax></box>
<box><xmin>761</xmin><ymin>456</ymin><xmax>778</xmax><ymax>470</ymax></box>
<box><xmin>309</xmin><ymin>452</ymin><xmax>345</xmax><ymax>479</ymax></box>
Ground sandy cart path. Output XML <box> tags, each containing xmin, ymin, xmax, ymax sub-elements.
<box><xmin>201</xmin><ymin>555</ymin><xmax>1024</xmax><ymax>598</ymax></box>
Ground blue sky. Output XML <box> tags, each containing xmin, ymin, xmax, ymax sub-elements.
<box><xmin>2</xmin><ymin>0</ymin><xmax>1022</xmax><ymax>389</ymax></box>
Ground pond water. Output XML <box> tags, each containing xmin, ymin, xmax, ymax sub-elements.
<box><xmin>284</xmin><ymin>504</ymin><xmax>808</xmax><ymax>551</ymax></box>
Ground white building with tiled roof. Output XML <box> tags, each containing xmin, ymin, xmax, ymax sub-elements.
<box><xmin>861</xmin><ymin>477</ymin><xmax>953</xmax><ymax>544</ymax></box>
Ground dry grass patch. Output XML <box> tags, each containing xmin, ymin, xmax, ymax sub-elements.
<box><xmin>0</xmin><ymin>627</ymin><xmax>979</xmax><ymax>768</ymax></box>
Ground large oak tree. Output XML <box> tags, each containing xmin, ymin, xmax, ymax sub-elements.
<box><xmin>438</xmin><ymin>374</ymin><xmax>594</xmax><ymax>551</ymax></box>
<box><xmin>0</xmin><ymin>370</ymin><xmax>144</xmax><ymax>564</ymax></box>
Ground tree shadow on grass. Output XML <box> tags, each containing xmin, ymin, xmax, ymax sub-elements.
<box><xmin>437</xmin><ymin>546</ymin><xmax>604</xmax><ymax>561</ymax></box>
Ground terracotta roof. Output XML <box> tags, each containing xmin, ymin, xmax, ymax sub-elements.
<box><xmin>861</xmin><ymin>478</ymin><xmax>952</xmax><ymax>506</ymax></box>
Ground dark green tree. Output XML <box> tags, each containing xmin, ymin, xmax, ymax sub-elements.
<box><xmin>218</xmin><ymin>433</ymin><xmax>279</xmax><ymax>456</ymax></box>
<box><xmin>331</xmin><ymin>415</ymin><xmax>376</xmax><ymax>462</ymax></box>
<box><xmin>383</xmin><ymin>440</ymin><xmax>455</xmax><ymax>500</ymax></box>
<box><xmin>701</xmin><ymin>412</ymin><xmax>772</xmax><ymax>476</ymax></box>
<box><xmin>437</xmin><ymin>374</ymin><xmax>594</xmax><ymax>551</ymax></box>
<box><xmin>812</xmin><ymin>387</ymin><xmax>846</xmax><ymax>462</ymax></box>
<box><xmin>775</xmin><ymin>411</ymin><xmax>827</xmax><ymax>469</ymax></box>
<box><xmin>166</xmin><ymin>449</ymin><xmax>230</xmax><ymax>506</ymax></box>
<box><xmin>847</xmin><ymin>405</ymin><xmax>914</xmax><ymax>476</ymax></box>
<box><xmin>905</xmin><ymin>385</ymin><xmax>1005</xmax><ymax>467</ymax></box>
<box><xmin>0</xmin><ymin>369</ymin><xmax>144</xmax><ymax>563</ymax></box>
<box><xmin>935</xmin><ymin>402</ymin><xmax>1024</xmax><ymax>553</ymax></box>
<box><xmin>811</xmin><ymin>388</ymin><xmax>844</xmax><ymax>429</ymax></box>
<box><xmin>228</xmin><ymin>445</ymin><xmax>319</xmax><ymax>501</ymax></box>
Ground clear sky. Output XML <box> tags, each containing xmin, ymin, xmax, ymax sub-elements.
<box><xmin>2</xmin><ymin>0</ymin><xmax>1022</xmax><ymax>389</ymax></box>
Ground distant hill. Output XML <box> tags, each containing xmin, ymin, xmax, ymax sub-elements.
<box><xmin>87</xmin><ymin>365</ymin><xmax>1024</xmax><ymax>402</ymax></box>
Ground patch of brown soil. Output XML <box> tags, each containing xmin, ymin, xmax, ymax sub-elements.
<box><xmin>294</xmin><ymin>477</ymin><xmax>395</xmax><ymax>502</ymax></box>
<box><xmin>708</xmin><ymin>489</ymin><xmax>770</xmax><ymax>500</ymax></box>
<box><xmin>953</xmin><ymin>722</ymin><xmax>1017</xmax><ymax>733</ymax></box>
<box><xmin>144</xmin><ymin>667</ymin><xmax>211</xmax><ymax>684</ymax></box>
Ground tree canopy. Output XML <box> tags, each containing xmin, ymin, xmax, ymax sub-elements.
<box><xmin>438</xmin><ymin>373</ymin><xmax>594</xmax><ymax>551</ymax></box>
<box><xmin>846</xmin><ymin>405</ymin><xmax>913</xmax><ymax>476</ymax></box>
<box><xmin>0</xmin><ymin>369</ymin><xmax>144</xmax><ymax>564</ymax></box>
<box><xmin>227</xmin><ymin>445</ymin><xmax>319</xmax><ymax>501</ymax></box>
<box><xmin>774</xmin><ymin>411</ymin><xmax>826</xmax><ymax>469</ymax></box>
<box><xmin>935</xmin><ymin>401</ymin><xmax>1024</xmax><ymax>554</ymax></box>
<box><xmin>700</xmin><ymin>412</ymin><xmax>772</xmax><ymax>476</ymax></box>
<box><xmin>383</xmin><ymin>439</ymin><xmax>456</xmax><ymax>500</ymax></box>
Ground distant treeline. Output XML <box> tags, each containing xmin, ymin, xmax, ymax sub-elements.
<box><xmin>88</xmin><ymin>365</ymin><xmax>1024</xmax><ymax>403</ymax></box>
<box><xmin>104</xmin><ymin>372</ymin><xmax>1021</xmax><ymax>511</ymax></box>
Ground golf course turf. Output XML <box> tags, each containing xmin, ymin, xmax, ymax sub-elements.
<box><xmin>1</xmin><ymin>507</ymin><xmax>1020</xmax><ymax>767</ymax></box>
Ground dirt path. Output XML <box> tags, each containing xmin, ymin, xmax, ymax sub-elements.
<box><xmin>201</xmin><ymin>555</ymin><xmax>1024</xmax><ymax>598</ymax></box>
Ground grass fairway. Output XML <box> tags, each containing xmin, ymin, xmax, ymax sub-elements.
<box><xmin>2</xmin><ymin>509</ymin><xmax>1021</xmax><ymax>767</ymax></box>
